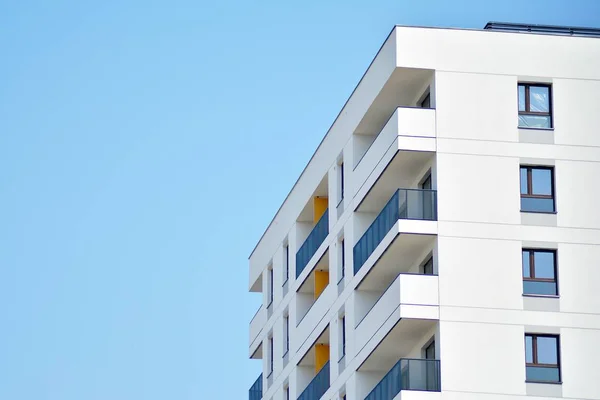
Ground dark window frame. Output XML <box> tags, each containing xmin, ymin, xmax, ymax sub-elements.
<box><xmin>339</xmin><ymin>162</ymin><xmax>344</xmax><ymax>201</ymax></box>
<box><xmin>520</xmin><ymin>165</ymin><xmax>555</xmax><ymax>212</ymax></box>
<box><xmin>525</xmin><ymin>334</ymin><xmax>561</xmax><ymax>383</ymax></box>
<box><xmin>341</xmin><ymin>315</ymin><xmax>346</xmax><ymax>357</ymax></box>
<box><xmin>268</xmin><ymin>336</ymin><xmax>274</xmax><ymax>376</ymax></box>
<box><xmin>422</xmin><ymin>255</ymin><xmax>434</xmax><ymax>275</ymax></box>
<box><xmin>340</xmin><ymin>239</ymin><xmax>345</xmax><ymax>278</ymax></box>
<box><xmin>419</xmin><ymin>92</ymin><xmax>431</xmax><ymax>108</ymax></box>
<box><xmin>420</xmin><ymin>172</ymin><xmax>432</xmax><ymax>190</ymax></box>
<box><xmin>267</xmin><ymin>267</ymin><xmax>274</xmax><ymax>307</ymax></box>
<box><xmin>522</xmin><ymin>249</ymin><xmax>558</xmax><ymax>296</ymax></box>
<box><xmin>424</xmin><ymin>339</ymin><xmax>435</xmax><ymax>360</ymax></box>
<box><xmin>283</xmin><ymin>245</ymin><xmax>289</xmax><ymax>286</ymax></box>
<box><xmin>284</xmin><ymin>315</ymin><xmax>289</xmax><ymax>354</ymax></box>
<box><xmin>518</xmin><ymin>83</ymin><xmax>553</xmax><ymax>128</ymax></box>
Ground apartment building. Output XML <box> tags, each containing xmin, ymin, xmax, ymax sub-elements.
<box><xmin>247</xmin><ymin>22</ymin><xmax>600</xmax><ymax>400</ymax></box>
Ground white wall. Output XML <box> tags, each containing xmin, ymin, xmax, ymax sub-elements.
<box><xmin>558</xmin><ymin>243</ymin><xmax>600</xmax><ymax>314</ymax></box>
<box><xmin>555</xmin><ymin>160</ymin><xmax>600</xmax><ymax>229</ymax></box>
<box><xmin>438</xmin><ymin>237</ymin><xmax>523</xmax><ymax>310</ymax></box>
<box><xmin>439</xmin><ymin>321</ymin><xmax>526</xmax><ymax>395</ymax></box>
<box><xmin>553</xmin><ymin>79</ymin><xmax>600</xmax><ymax>147</ymax></box>
<box><xmin>561</xmin><ymin>328</ymin><xmax>600</xmax><ymax>399</ymax></box>
<box><xmin>436</xmin><ymin>152</ymin><xmax>521</xmax><ymax>225</ymax></box>
<box><xmin>436</xmin><ymin>71</ymin><xmax>518</xmax><ymax>142</ymax></box>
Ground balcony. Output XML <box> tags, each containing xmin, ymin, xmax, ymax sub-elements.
<box><xmin>356</xmin><ymin>300</ymin><xmax>438</xmax><ymax>392</ymax></box>
<box><xmin>354</xmin><ymin>107</ymin><xmax>436</xmax><ymax>193</ymax></box>
<box><xmin>298</xmin><ymin>361</ymin><xmax>330</xmax><ymax>400</ymax></box>
<box><xmin>364</xmin><ymin>359</ymin><xmax>441</xmax><ymax>400</ymax></box>
<box><xmin>354</xmin><ymin>189</ymin><xmax>436</xmax><ymax>275</ymax></box>
<box><xmin>297</xmin><ymin>249</ymin><xmax>331</xmax><ymax>325</ymax></box>
<box><xmin>355</xmin><ymin>274</ymin><xmax>439</xmax><ymax>352</ymax></box>
<box><xmin>296</xmin><ymin>209</ymin><xmax>329</xmax><ymax>278</ymax></box>
<box><xmin>249</xmin><ymin>373</ymin><xmax>262</xmax><ymax>400</ymax></box>
<box><xmin>249</xmin><ymin>305</ymin><xmax>266</xmax><ymax>355</ymax></box>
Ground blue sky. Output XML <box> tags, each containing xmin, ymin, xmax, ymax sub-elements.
<box><xmin>0</xmin><ymin>0</ymin><xmax>598</xmax><ymax>398</ymax></box>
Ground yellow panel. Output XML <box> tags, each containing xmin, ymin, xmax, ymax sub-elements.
<box><xmin>315</xmin><ymin>344</ymin><xmax>330</xmax><ymax>373</ymax></box>
<box><xmin>314</xmin><ymin>270</ymin><xmax>329</xmax><ymax>300</ymax></box>
<box><xmin>313</xmin><ymin>197</ymin><xmax>328</xmax><ymax>223</ymax></box>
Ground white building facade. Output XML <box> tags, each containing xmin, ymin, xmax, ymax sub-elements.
<box><xmin>248</xmin><ymin>23</ymin><xmax>600</xmax><ymax>400</ymax></box>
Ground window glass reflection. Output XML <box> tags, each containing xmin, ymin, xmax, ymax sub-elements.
<box><xmin>525</xmin><ymin>336</ymin><xmax>533</xmax><ymax>363</ymax></box>
<box><xmin>520</xmin><ymin>168</ymin><xmax>528</xmax><ymax>194</ymax></box>
<box><xmin>534</xmin><ymin>252</ymin><xmax>555</xmax><ymax>278</ymax></box>
<box><xmin>518</xmin><ymin>85</ymin><xmax>526</xmax><ymax>111</ymax></box>
<box><xmin>519</xmin><ymin>114</ymin><xmax>551</xmax><ymax>128</ymax></box>
<box><xmin>537</xmin><ymin>336</ymin><xmax>558</xmax><ymax>364</ymax></box>
<box><xmin>531</xmin><ymin>169</ymin><xmax>552</xmax><ymax>195</ymax></box>
<box><xmin>522</xmin><ymin>251</ymin><xmax>531</xmax><ymax>278</ymax></box>
<box><xmin>530</xmin><ymin>86</ymin><xmax>550</xmax><ymax>112</ymax></box>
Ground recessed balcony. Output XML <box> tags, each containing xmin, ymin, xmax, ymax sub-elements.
<box><xmin>298</xmin><ymin>361</ymin><xmax>330</xmax><ymax>400</ymax></box>
<box><xmin>357</xmin><ymin>321</ymin><xmax>440</xmax><ymax>399</ymax></box>
<box><xmin>353</xmin><ymin>67</ymin><xmax>434</xmax><ymax>172</ymax></box>
<box><xmin>364</xmin><ymin>358</ymin><xmax>441</xmax><ymax>400</ymax></box>
<box><xmin>354</xmin><ymin>106</ymin><xmax>436</xmax><ymax>194</ymax></box>
<box><xmin>296</xmin><ymin>208</ymin><xmax>329</xmax><ymax>278</ymax></box>
<box><xmin>355</xmin><ymin>273</ymin><xmax>439</xmax><ymax>353</ymax></box>
<box><xmin>297</xmin><ymin>250</ymin><xmax>330</xmax><ymax>324</ymax></box>
<box><xmin>354</xmin><ymin>188</ymin><xmax>437</xmax><ymax>276</ymax></box>
<box><xmin>296</xmin><ymin>176</ymin><xmax>330</xmax><ymax>280</ymax></box>
<box><xmin>297</xmin><ymin>327</ymin><xmax>331</xmax><ymax>400</ymax></box>
<box><xmin>296</xmin><ymin>251</ymin><xmax>334</xmax><ymax>351</ymax></box>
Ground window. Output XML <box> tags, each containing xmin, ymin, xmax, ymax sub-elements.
<box><xmin>522</xmin><ymin>250</ymin><xmax>558</xmax><ymax>296</ymax></box>
<box><xmin>268</xmin><ymin>336</ymin><xmax>274</xmax><ymax>376</ymax></box>
<box><xmin>268</xmin><ymin>267</ymin><xmax>274</xmax><ymax>306</ymax></box>
<box><xmin>422</xmin><ymin>256</ymin><xmax>434</xmax><ymax>275</ymax></box>
<box><xmin>341</xmin><ymin>316</ymin><xmax>346</xmax><ymax>357</ymax></box>
<box><xmin>283</xmin><ymin>244</ymin><xmax>289</xmax><ymax>285</ymax></box>
<box><xmin>525</xmin><ymin>334</ymin><xmax>561</xmax><ymax>383</ymax></box>
<box><xmin>267</xmin><ymin>336</ymin><xmax>275</xmax><ymax>378</ymax></box>
<box><xmin>420</xmin><ymin>173</ymin><xmax>432</xmax><ymax>190</ymax></box>
<box><xmin>420</xmin><ymin>172</ymin><xmax>434</xmax><ymax>220</ymax></box>
<box><xmin>518</xmin><ymin>83</ymin><xmax>552</xmax><ymax>128</ymax></box>
<box><xmin>284</xmin><ymin>316</ymin><xmax>289</xmax><ymax>354</ymax></box>
<box><xmin>424</xmin><ymin>340</ymin><xmax>435</xmax><ymax>360</ymax></box>
<box><xmin>339</xmin><ymin>239</ymin><xmax>345</xmax><ymax>281</ymax></box>
<box><xmin>520</xmin><ymin>166</ymin><xmax>555</xmax><ymax>212</ymax></box>
<box><xmin>420</xmin><ymin>92</ymin><xmax>431</xmax><ymax>108</ymax></box>
<box><xmin>339</xmin><ymin>162</ymin><xmax>344</xmax><ymax>202</ymax></box>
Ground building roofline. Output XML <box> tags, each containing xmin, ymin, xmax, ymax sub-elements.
<box><xmin>391</xmin><ymin>22</ymin><xmax>600</xmax><ymax>38</ymax></box>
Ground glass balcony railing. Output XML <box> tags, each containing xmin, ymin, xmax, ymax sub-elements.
<box><xmin>297</xmin><ymin>361</ymin><xmax>330</xmax><ymax>400</ymax></box>
<box><xmin>249</xmin><ymin>373</ymin><xmax>262</xmax><ymax>400</ymax></box>
<box><xmin>364</xmin><ymin>358</ymin><xmax>440</xmax><ymax>400</ymax></box>
<box><xmin>296</xmin><ymin>209</ymin><xmax>329</xmax><ymax>278</ymax></box>
<box><xmin>353</xmin><ymin>189</ymin><xmax>437</xmax><ymax>274</ymax></box>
